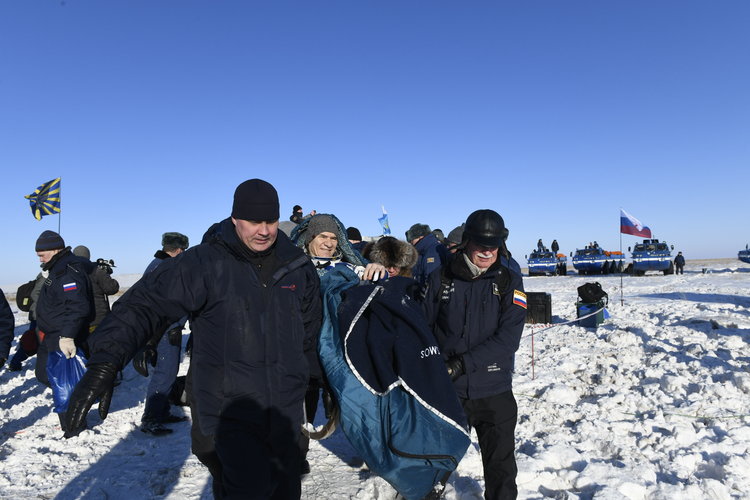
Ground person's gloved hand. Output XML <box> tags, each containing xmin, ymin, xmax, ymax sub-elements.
<box><xmin>167</xmin><ymin>326</ymin><xmax>183</xmax><ymax>347</ymax></box>
<box><xmin>64</xmin><ymin>362</ymin><xmax>117</xmax><ymax>438</ymax></box>
<box><xmin>0</xmin><ymin>357</ymin><xmax>6</xmax><ymax>369</ymax></box>
<box><xmin>445</xmin><ymin>356</ymin><xmax>465</xmax><ymax>381</ymax></box>
<box><xmin>59</xmin><ymin>337</ymin><xmax>76</xmax><ymax>359</ymax></box>
<box><xmin>132</xmin><ymin>344</ymin><xmax>158</xmax><ymax>377</ymax></box>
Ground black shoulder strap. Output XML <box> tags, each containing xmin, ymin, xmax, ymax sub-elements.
<box><xmin>437</xmin><ymin>264</ymin><xmax>511</xmax><ymax>305</ymax></box>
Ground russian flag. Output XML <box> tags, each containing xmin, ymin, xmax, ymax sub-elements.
<box><xmin>63</xmin><ymin>282</ymin><xmax>78</xmax><ymax>292</ymax></box>
<box><xmin>620</xmin><ymin>209</ymin><xmax>652</xmax><ymax>238</ymax></box>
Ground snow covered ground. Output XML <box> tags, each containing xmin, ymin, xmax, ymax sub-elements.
<box><xmin>1</xmin><ymin>259</ymin><xmax>749</xmax><ymax>499</ymax></box>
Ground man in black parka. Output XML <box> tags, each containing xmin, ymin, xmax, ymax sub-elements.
<box><xmin>421</xmin><ymin>209</ymin><xmax>527</xmax><ymax>500</ymax></box>
<box><xmin>65</xmin><ymin>179</ymin><xmax>322</xmax><ymax>499</ymax></box>
<box><xmin>34</xmin><ymin>231</ymin><xmax>94</xmax><ymax>387</ymax></box>
<box><xmin>674</xmin><ymin>251</ymin><xmax>686</xmax><ymax>274</ymax></box>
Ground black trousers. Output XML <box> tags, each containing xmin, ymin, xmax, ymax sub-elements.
<box><xmin>191</xmin><ymin>412</ymin><xmax>303</xmax><ymax>499</ymax></box>
<box><xmin>462</xmin><ymin>390</ymin><xmax>518</xmax><ymax>500</ymax></box>
<box><xmin>34</xmin><ymin>337</ymin><xmax>53</xmax><ymax>387</ymax></box>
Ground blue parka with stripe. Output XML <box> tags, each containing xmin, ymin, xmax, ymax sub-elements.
<box><xmin>86</xmin><ymin>218</ymin><xmax>322</xmax><ymax>436</ymax></box>
<box><xmin>421</xmin><ymin>252</ymin><xmax>526</xmax><ymax>399</ymax></box>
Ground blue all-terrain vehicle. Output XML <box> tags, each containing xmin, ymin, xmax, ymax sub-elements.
<box><xmin>571</xmin><ymin>246</ymin><xmax>625</xmax><ymax>275</ymax></box>
<box><xmin>739</xmin><ymin>245</ymin><xmax>750</xmax><ymax>264</ymax></box>
<box><xmin>628</xmin><ymin>239</ymin><xmax>674</xmax><ymax>276</ymax></box>
<box><xmin>526</xmin><ymin>250</ymin><xmax>567</xmax><ymax>276</ymax></box>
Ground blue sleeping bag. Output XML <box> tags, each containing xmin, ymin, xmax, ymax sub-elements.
<box><xmin>318</xmin><ymin>268</ymin><xmax>470</xmax><ymax>500</ymax></box>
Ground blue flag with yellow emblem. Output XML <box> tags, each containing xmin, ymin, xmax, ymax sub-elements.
<box><xmin>25</xmin><ymin>178</ymin><xmax>61</xmax><ymax>220</ymax></box>
<box><xmin>378</xmin><ymin>205</ymin><xmax>391</xmax><ymax>235</ymax></box>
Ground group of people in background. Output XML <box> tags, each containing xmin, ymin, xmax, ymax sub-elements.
<box><xmin>2</xmin><ymin>179</ymin><xmax>528</xmax><ymax>500</ymax></box>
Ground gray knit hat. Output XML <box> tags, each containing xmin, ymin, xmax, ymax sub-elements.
<box><xmin>446</xmin><ymin>224</ymin><xmax>465</xmax><ymax>246</ymax></box>
<box><xmin>305</xmin><ymin>214</ymin><xmax>339</xmax><ymax>244</ymax></box>
<box><xmin>73</xmin><ymin>245</ymin><xmax>91</xmax><ymax>260</ymax></box>
<box><xmin>405</xmin><ymin>223</ymin><xmax>431</xmax><ymax>242</ymax></box>
<box><xmin>35</xmin><ymin>230</ymin><xmax>65</xmax><ymax>252</ymax></box>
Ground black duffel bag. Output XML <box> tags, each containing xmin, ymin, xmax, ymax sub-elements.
<box><xmin>577</xmin><ymin>282</ymin><xmax>608</xmax><ymax>304</ymax></box>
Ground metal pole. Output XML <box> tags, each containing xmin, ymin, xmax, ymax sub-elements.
<box><xmin>58</xmin><ymin>180</ymin><xmax>62</xmax><ymax>234</ymax></box>
<box><xmin>619</xmin><ymin>222</ymin><xmax>624</xmax><ymax>306</ymax></box>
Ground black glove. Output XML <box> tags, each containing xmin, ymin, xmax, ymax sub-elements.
<box><xmin>0</xmin><ymin>357</ymin><xmax>5</xmax><ymax>369</ymax></box>
<box><xmin>132</xmin><ymin>344</ymin><xmax>158</xmax><ymax>377</ymax></box>
<box><xmin>445</xmin><ymin>356</ymin><xmax>465</xmax><ymax>381</ymax></box>
<box><xmin>64</xmin><ymin>362</ymin><xmax>117</xmax><ymax>438</ymax></box>
<box><xmin>167</xmin><ymin>326</ymin><xmax>183</xmax><ymax>347</ymax></box>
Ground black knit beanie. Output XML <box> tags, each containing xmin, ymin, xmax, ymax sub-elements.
<box><xmin>231</xmin><ymin>179</ymin><xmax>280</xmax><ymax>221</ymax></box>
<box><xmin>346</xmin><ymin>227</ymin><xmax>362</xmax><ymax>241</ymax></box>
<box><xmin>35</xmin><ymin>230</ymin><xmax>65</xmax><ymax>252</ymax></box>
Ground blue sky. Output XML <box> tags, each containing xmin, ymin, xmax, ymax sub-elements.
<box><xmin>1</xmin><ymin>1</ymin><xmax>748</xmax><ymax>286</ymax></box>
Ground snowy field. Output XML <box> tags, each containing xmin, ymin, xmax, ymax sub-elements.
<box><xmin>1</xmin><ymin>259</ymin><xmax>749</xmax><ymax>499</ymax></box>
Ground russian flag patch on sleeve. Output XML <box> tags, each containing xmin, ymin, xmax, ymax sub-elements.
<box><xmin>63</xmin><ymin>282</ymin><xmax>78</xmax><ymax>292</ymax></box>
<box><xmin>513</xmin><ymin>290</ymin><xmax>527</xmax><ymax>309</ymax></box>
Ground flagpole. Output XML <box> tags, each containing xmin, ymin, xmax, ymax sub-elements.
<box><xmin>619</xmin><ymin>208</ymin><xmax>624</xmax><ymax>306</ymax></box>
<box><xmin>620</xmin><ymin>230</ymin><xmax>624</xmax><ymax>306</ymax></box>
<box><xmin>58</xmin><ymin>180</ymin><xmax>62</xmax><ymax>234</ymax></box>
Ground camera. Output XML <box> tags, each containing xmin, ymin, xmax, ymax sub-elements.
<box><xmin>96</xmin><ymin>258</ymin><xmax>116</xmax><ymax>274</ymax></box>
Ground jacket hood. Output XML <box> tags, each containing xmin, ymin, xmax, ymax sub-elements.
<box><xmin>290</xmin><ymin>213</ymin><xmax>366</xmax><ymax>267</ymax></box>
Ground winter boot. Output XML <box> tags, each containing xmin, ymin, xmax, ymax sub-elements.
<box><xmin>140</xmin><ymin>420</ymin><xmax>173</xmax><ymax>436</ymax></box>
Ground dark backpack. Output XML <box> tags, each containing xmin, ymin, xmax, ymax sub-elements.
<box><xmin>577</xmin><ymin>282</ymin><xmax>608</xmax><ymax>304</ymax></box>
<box><xmin>16</xmin><ymin>280</ymin><xmax>36</xmax><ymax>312</ymax></box>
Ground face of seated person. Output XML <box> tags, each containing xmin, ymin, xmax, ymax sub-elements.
<box><xmin>309</xmin><ymin>232</ymin><xmax>338</xmax><ymax>258</ymax></box>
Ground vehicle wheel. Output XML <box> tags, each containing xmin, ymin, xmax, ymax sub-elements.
<box><xmin>617</xmin><ymin>261</ymin><xmax>623</xmax><ymax>273</ymax></box>
<box><xmin>664</xmin><ymin>262</ymin><xmax>675</xmax><ymax>275</ymax></box>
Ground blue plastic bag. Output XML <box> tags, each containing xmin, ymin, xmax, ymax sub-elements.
<box><xmin>46</xmin><ymin>351</ymin><xmax>88</xmax><ymax>413</ymax></box>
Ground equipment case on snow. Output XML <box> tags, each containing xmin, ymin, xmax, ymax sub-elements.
<box><xmin>576</xmin><ymin>300</ymin><xmax>606</xmax><ymax>328</ymax></box>
<box><xmin>525</xmin><ymin>292</ymin><xmax>552</xmax><ymax>324</ymax></box>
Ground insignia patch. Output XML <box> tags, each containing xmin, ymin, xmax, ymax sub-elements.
<box><xmin>63</xmin><ymin>282</ymin><xmax>78</xmax><ymax>292</ymax></box>
<box><xmin>513</xmin><ymin>290</ymin><xmax>527</xmax><ymax>309</ymax></box>
<box><xmin>427</xmin><ymin>257</ymin><xmax>435</xmax><ymax>263</ymax></box>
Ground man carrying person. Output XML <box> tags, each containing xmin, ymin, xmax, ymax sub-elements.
<box><xmin>64</xmin><ymin>179</ymin><xmax>322</xmax><ymax>499</ymax></box>
<box><xmin>421</xmin><ymin>209</ymin><xmax>526</xmax><ymax>500</ymax></box>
